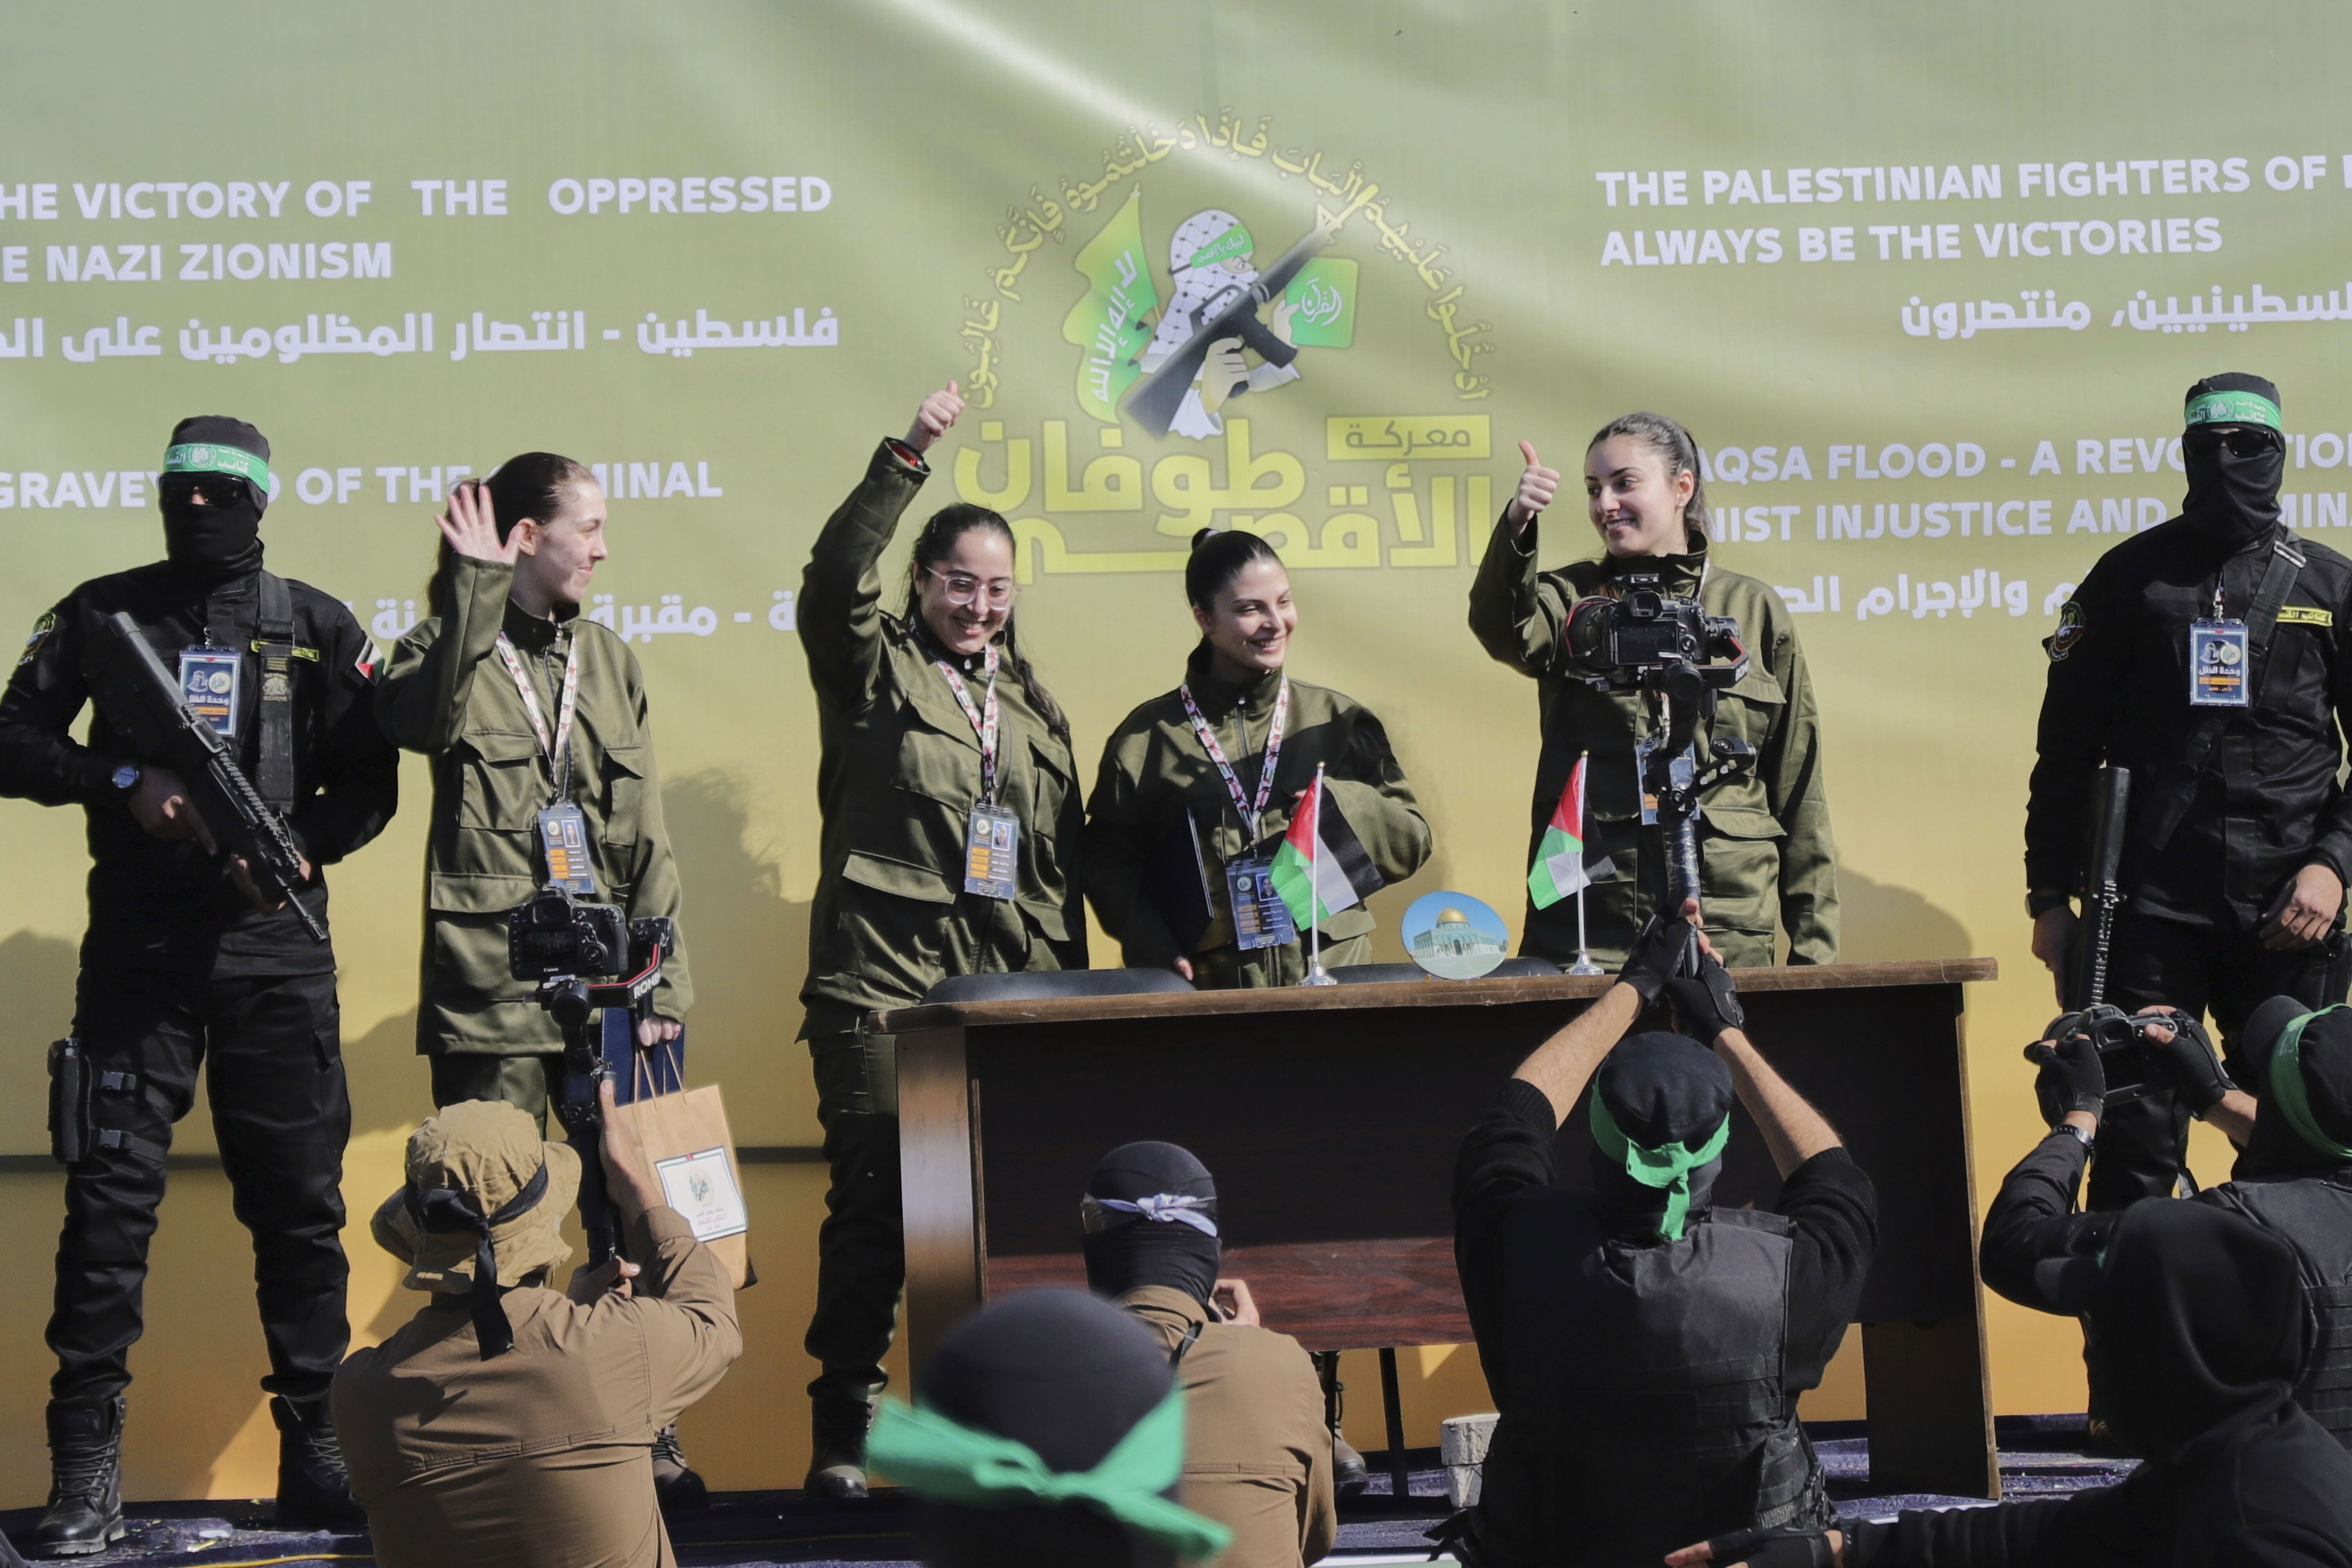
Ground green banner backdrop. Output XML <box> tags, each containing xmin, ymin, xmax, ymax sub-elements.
<box><xmin>4</xmin><ymin>0</ymin><xmax>2351</xmax><ymax>1498</ymax></box>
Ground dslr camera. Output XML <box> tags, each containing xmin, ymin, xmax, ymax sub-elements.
<box><xmin>508</xmin><ymin>884</ymin><xmax>646</xmax><ymax>982</ymax></box>
<box><xmin>1579</xmin><ymin>571</ymin><xmax>1744</xmax><ymax>681</ymax></box>
<box><xmin>2042</xmin><ymin>1003</ymin><xmax>2172</xmax><ymax>1102</ymax></box>
<box><xmin>506</xmin><ymin>886</ymin><xmax>676</xmax><ymax>1136</ymax></box>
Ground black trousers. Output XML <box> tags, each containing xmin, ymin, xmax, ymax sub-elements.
<box><xmin>803</xmin><ymin>1030</ymin><xmax>902</xmax><ymax>1412</ymax></box>
<box><xmin>2094</xmin><ymin>909</ymin><xmax>2345</xmax><ymax>1210</ymax></box>
<box><xmin>51</xmin><ymin>967</ymin><xmax>350</xmax><ymax>1403</ymax></box>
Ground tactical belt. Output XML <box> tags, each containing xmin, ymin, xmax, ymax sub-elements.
<box><xmin>2135</xmin><ymin>530</ymin><xmax>2306</xmax><ymax>853</ymax></box>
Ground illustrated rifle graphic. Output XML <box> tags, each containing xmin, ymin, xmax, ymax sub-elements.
<box><xmin>1123</xmin><ymin>213</ymin><xmax>1341</xmax><ymax>438</ymax></box>
<box><xmin>85</xmin><ymin>612</ymin><xmax>324</xmax><ymax>941</ymax></box>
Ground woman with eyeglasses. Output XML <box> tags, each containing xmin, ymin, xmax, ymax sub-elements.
<box><xmin>1085</xmin><ymin>527</ymin><xmax>1432</xmax><ymax>987</ymax></box>
<box><xmin>791</xmin><ymin>381</ymin><xmax>1086</xmax><ymax>1500</ymax></box>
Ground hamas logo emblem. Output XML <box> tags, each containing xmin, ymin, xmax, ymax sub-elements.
<box><xmin>2047</xmin><ymin>601</ymin><xmax>2086</xmax><ymax>661</ymax></box>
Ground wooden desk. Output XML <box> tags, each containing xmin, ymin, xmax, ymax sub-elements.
<box><xmin>880</xmin><ymin>958</ymin><xmax>2002</xmax><ymax>1499</ymax></box>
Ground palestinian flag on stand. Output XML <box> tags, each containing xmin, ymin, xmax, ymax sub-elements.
<box><xmin>1269</xmin><ymin>772</ymin><xmax>1385</xmax><ymax>927</ymax></box>
<box><xmin>1528</xmin><ymin>755</ymin><xmax>1616</xmax><ymax>909</ymax></box>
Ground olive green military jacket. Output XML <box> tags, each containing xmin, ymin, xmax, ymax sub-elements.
<box><xmin>377</xmin><ymin>557</ymin><xmax>692</xmax><ymax>1055</ymax></box>
<box><xmin>1085</xmin><ymin>642</ymin><xmax>1432</xmax><ymax>987</ymax></box>
<box><xmin>797</xmin><ymin>440</ymin><xmax>1087</xmax><ymax>1038</ymax></box>
<box><xmin>1467</xmin><ymin>515</ymin><xmax>1838</xmax><ymax>966</ymax></box>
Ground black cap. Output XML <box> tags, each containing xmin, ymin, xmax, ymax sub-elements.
<box><xmin>167</xmin><ymin>414</ymin><xmax>270</xmax><ymax>463</ymax></box>
<box><xmin>1595</xmin><ymin>1032</ymin><xmax>1734</xmax><ymax>1147</ymax></box>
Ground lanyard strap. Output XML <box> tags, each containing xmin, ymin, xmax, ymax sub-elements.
<box><xmin>493</xmin><ymin>631</ymin><xmax>584</xmax><ymax>797</ymax></box>
<box><xmin>1180</xmin><ymin>675</ymin><xmax>1289</xmax><ymax>840</ymax></box>
<box><xmin>935</xmin><ymin>643</ymin><xmax>1002</xmax><ymax>804</ymax></box>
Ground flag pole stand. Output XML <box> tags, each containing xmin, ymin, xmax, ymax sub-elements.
<box><xmin>1567</xmin><ymin>884</ymin><xmax>1604</xmax><ymax>976</ymax></box>
<box><xmin>1301</xmin><ymin>762</ymin><xmax>1337</xmax><ymax>986</ymax></box>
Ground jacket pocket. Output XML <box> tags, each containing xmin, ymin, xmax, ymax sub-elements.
<box><xmin>840</xmin><ymin>849</ymin><xmax>959</xmax><ymax>906</ymax></box>
<box><xmin>454</xmin><ymin>728</ymin><xmax>546</xmax><ymax>831</ymax></box>
<box><xmin>1697</xmin><ymin>806</ymin><xmax>1783</xmax><ymax>936</ymax></box>
<box><xmin>427</xmin><ymin>871</ymin><xmax>541</xmax><ymax>914</ymax></box>
<box><xmin>894</xmin><ymin>715</ymin><xmax>982</xmax><ymax>809</ymax></box>
<box><xmin>598</xmin><ymin>743</ymin><xmax>645</xmax><ymax>848</ymax></box>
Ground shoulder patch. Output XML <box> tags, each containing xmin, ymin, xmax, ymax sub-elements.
<box><xmin>16</xmin><ymin>610</ymin><xmax>56</xmax><ymax>670</ymax></box>
<box><xmin>2045</xmin><ymin>600</ymin><xmax>2086</xmax><ymax>661</ymax></box>
<box><xmin>2277</xmin><ymin>604</ymin><xmax>2334</xmax><ymax>628</ymax></box>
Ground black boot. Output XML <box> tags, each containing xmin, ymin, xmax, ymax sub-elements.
<box><xmin>35</xmin><ymin>1397</ymin><xmax>125</xmax><ymax>1557</ymax></box>
<box><xmin>652</xmin><ymin>1423</ymin><xmax>709</xmax><ymax>1509</ymax></box>
<box><xmin>271</xmin><ymin>1394</ymin><xmax>366</xmax><ymax>1531</ymax></box>
<box><xmin>804</xmin><ymin>1393</ymin><xmax>873</xmax><ymax>1501</ymax></box>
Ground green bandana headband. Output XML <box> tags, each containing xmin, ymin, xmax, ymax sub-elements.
<box><xmin>1589</xmin><ymin>1096</ymin><xmax>1731</xmax><ymax>1241</ymax></box>
<box><xmin>2184</xmin><ymin>389</ymin><xmax>2283</xmax><ymax>433</ymax></box>
<box><xmin>867</xmin><ymin>1386</ymin><xmax>1232</xmax><ymax>1562</ymax></box>
<box><xmin>1185</xmin><ymin>223</ymin><xmax>1254</xmax><ymax>272</ymax></box>
<box><xmin>2270</xmin><ymin>1006</ymin><xmax>2352</xmax><ymax>1162</ymax></box>
<box><xmin>162</xmin><ymin>442</ymin><xmax>271</xmax><ymax>492</ymax></box>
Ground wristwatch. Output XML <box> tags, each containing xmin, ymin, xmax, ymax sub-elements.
<box><xmin>2056</xmin><ymin>1122</ymin><xmax>2095</xmax><ymax>1152</ymax></box>
<box><xmin>111</xmin><ymin>761</ymin><xmax>143</xmax><ymax>792</ymax></box>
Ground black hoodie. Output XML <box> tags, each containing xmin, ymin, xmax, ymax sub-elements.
<box><xmin>1866</xmin><ymin>1202</ymin><xmax>2352</xmax><ymax>1566</ymax></box>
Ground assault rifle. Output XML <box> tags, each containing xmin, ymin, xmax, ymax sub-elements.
<box><xmin>1123</xmin><ymin>214</ymin><xmax>1339</xmax><ymax>437</ymax></box>
<box><xmin>85</xmin><ymin>612</ymin><xmax>323</xmax><ymax>941</ymax></box>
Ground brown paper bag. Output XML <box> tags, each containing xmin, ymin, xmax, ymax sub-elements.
<box><xmin>610</xmin><ymin>1080</ymin><xmax>756</xmax><ymax>1289</ymax></box>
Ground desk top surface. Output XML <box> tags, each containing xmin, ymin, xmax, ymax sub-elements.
<box><xmin>873</xmin><ymin>956</ymin><xmax>1998</xmax><ymax>1033</ymax></box>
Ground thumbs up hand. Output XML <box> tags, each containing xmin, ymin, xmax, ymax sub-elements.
<box><xmin>1510</xmin><ymin>440</ymin><xmax>1559</xmax><ymax>526</ymax></box>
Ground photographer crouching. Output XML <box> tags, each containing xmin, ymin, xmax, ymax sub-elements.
<box><xmin>334</xmin><ymin>1083</ymin><xmax>740</xmax><ymax>1568</ymax></box>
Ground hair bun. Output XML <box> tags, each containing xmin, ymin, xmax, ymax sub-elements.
<box><xmin>1190</xmin><ymin>527</ymin><xmax>1221</xmax><ymax>551</ymax></box>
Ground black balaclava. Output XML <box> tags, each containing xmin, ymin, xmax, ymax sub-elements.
<box><xmin>160</xmin><ymin>414</ymin><xmax>271</xmax><ymax>585</ymax></box>
<box><xmin>1587</xmin><ymin>1033</ymin><xmax>1735</xmax><ymax>1243</ymax></box>
<box><xmin>2077</xmin><ymin>1200</ymin><xmax>2303</xmax><ymax>1470</ymax></box>
<box><xmin>913</xmin><ymin>1289</ymin><xmax>1179</xmax><ymax>1568</ymax></box>
<box><xmin>2234</xmin><ymin>997</ymin><xmax>2352</xmax><ymax>1181</ymax></box>
<box><xmin>2180</xmin><ymin>372</ymin><xmax>2284</xmax><ymax>550</ymax></box>
<box><xmin>1081</xmin><ymin>1142</ymin><xmax>1221</xmax><ymax>1306</ymax></box>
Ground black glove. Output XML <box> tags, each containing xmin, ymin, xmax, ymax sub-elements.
<box><xmin>2137</xmin><ymin>1008</ymin><xmax>2236</xmax><ymax>1114</ymax></box>
<box><xmin>1664</xmin><ymin>953</ymin><xmax>1745</xmax><ymax>1042</ymax></box>
<box><xmin>1692</xmin><ymin>1526</ymin><xmax>1838</xmax><ymax>1568</ymax></box>
<box><xmin>2025</xmin><ymin>1018</ymin><xmax>2106</xmax><ymax>1126</ymax></box>
<box><xmin>1619</xmin><ymin>913</ymin><xmax>1695</xmax><ymax>1004</ymax></box>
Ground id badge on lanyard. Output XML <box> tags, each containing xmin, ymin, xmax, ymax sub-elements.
<box><xmin>178</xmin><ymin>645</ymin><xmax>242</xmax><ymax>737</ymax></box>
<box><xmin>1180</xmin><ymin>677</ymin><xmax>1293</xmax><ymax>947</ymax></box>
<box><xmin>937</xmin><ymin>646</ymin><xmax>1019</xmax><ymax>901</ymax></box>
<box><xmin>2189</xmin><ymin>619</ymin><xmax>2250</xmax><ymax>707</ymax></box>
<box><xmin>1225</xmin><ymin>854</ymin><xmax>1298</xmax><ymax>950</ymax></box>
<box><xmin>495</xmin><ymin>631</ymin><xmax>596</xmax><ymax>893</ymax></box>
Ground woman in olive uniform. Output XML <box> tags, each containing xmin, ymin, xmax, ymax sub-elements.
<box><xmin>1468</xmin><ymin>413</ymin><xmax>1837</xmax><ymax>969</ymax></box>
<box><xmin>795</xmin><ymin>382</ymin><xmax>1086</xmax><ymax>1497</ymax></box>
<box><xmin>1087</xmin><ymin>528</ymin><xmax>1432</xmax><ymax>987</ymax></box>
<box><xmin>377</xmin><ymin>457</ymin><xmax>691</xmax><ymax>1119</ymax></box>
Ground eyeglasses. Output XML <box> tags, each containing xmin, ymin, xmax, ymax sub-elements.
<box><xmin>927</xmin><ymin>568</ymin><xmax>1019</xmax><ymax>609</ymax></box>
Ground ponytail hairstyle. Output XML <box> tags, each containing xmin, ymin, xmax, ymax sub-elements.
<box><xmin>1587</xmin><ymin>412</ymin><xmax>1710</xmax><ymax>544</ymax></box>
<box><xmin>1184</xmin><ymin>526</ymin><xmax>1283</xmax><ymax>609</ymax></box>
<box><xmin>902</xmin><ymin>503</ymin><xmax>1071</xmax><ymax>745</ymax></box>
<box><xmin>425</xmin><ymin>451</ymin><xmax>597</xmax><ymax>616</ymax></box>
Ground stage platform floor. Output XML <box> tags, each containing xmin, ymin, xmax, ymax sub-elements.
<box><xmin>0</xmin><ymin>1416</ymin><xmax>2131</xmax><ymax>1566</ymax></box>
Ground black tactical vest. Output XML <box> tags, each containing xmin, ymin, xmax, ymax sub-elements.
<box><xmin>2206</xmin><ymin>1174</ymin><xmax>2352</xmax><ymax>1448</ymax></box>
<box><xmin>1468</xmin><ymin>1189</ymin><xmax>1830</xmax><ymax>1568</ymax></box>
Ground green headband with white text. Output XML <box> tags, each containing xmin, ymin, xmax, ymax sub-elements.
<box><xmin>162</xmin><ymin>442</ymin><xmax>271</xmax><ymax>492</ymax></box>
<box><xmin>2184</xmin><ymin>389</ymin><xmax>2283</xmax><ymax>432</ymax></box>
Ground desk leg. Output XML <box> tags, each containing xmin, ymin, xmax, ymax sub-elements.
<box><xmin>1861</xmin><ymin>1317</ymin><xmax>1998</xmax><ymax>1499</ymax></box>
<box><xmin>899</xmin><ymin>1025</ymin><xmax>977</xmax><ymax>1384</ymax></box>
